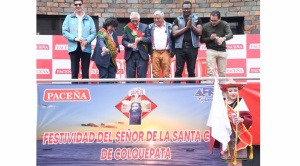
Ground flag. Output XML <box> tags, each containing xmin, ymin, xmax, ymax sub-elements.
<box><xmin>207</xmin><ymin>77</ymin><xmax>232</xmax><ymax>151</ymax></box>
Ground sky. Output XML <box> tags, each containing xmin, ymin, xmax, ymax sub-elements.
<box><xmin>2</xmin><ymin>0</ymin><xmax>299</xmax><ymax>165</ymax></box>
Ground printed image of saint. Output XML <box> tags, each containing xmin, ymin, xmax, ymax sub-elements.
<box><xmin>129</xmin><ymin>102</ymin><xmax>142</xmax><ymax>125</ymax></box>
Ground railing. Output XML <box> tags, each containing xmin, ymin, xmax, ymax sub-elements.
<box><xmin>36</xmin><ymin>77</ymin><xmax>260</xmax><ymax>83</ymax></box>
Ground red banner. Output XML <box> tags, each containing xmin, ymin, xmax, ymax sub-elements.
<box><xmin>239</xmin><ymin>82</ymin><xmax>260</xmax><ymax>145</ymax></box>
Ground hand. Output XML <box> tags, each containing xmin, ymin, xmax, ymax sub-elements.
<box><xmin>135</xmin><ymin>37</ymin><xmax>142</xmax><ymax>43</ymax></box>
<box><xmin>77</xmin><ymin>37</ymin><xmax>85</xmax><ymax>42</ymax></box>
<box><xmin>234</xmin><ymin>117</ymin><xmax>244</xmax><ymax>124</ymax></box>
<box><xmin>101</xmin><ymin>47</ymin><xmax>109</xmax><ymax>56</ymax></box>
<box><xmin>74</xmin><ymin>37</ymin><xmax>81</xmax><ymax>42</ymax></box>
<box><xmin>81</xmin><ymin>40</ymin><xmax>87</xmax><ymax>48</ymax></box>
<box><xmin>130</xmin><ymin>43</ymin><xmax>137</xmax><ymax>49</ymax></box>
<box><xmin>102</xmin><ymin>47</ymin><xmax>109</xmax><ymax>52</ymax></box>
<box><xmin>83</xmin><ymin>40</ymin><xmax>88</xmax><ymax>46</ymax></box>
<box><xmin>186</xmin><ymin>15</ymin><xmax>192</xmax><ymax>28</ymax></box>
<box><xmin>210</xmin><ymin>34</ymin><xmax>217</xmax><ymax>40</ymax></box>
<box><xmin>216</xmin><ymin>37</ymin><xmax>225</xmax><ymax>45</ymax></box>
<box><xmin>79</xmin><ymin>38</ymin><xmax>87</xmax><ymax>50</ymax></box>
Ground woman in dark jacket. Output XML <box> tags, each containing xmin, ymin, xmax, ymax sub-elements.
<box><xmin>91</xmin><ymin>17</ymin><xmax>120</xmax><ymax>82</ymax></box>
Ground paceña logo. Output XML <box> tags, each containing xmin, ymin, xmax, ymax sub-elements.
<box><xmin>249</xmin><ymin>44</ymin><xmax>260</xmax><ymax>49</ymax></box>
<box><xmin>250</xmin><ymin>67</ymin><xmax>260</xmax><ymax>73</ymax></box>
<box><xmin>226</xmin><ymin>44</ymin><xmax>244</xmax><ymax>50</ymax></box>
<box><xmin>55</xmin><ymin>69</ymin><xmax>72</xmax><ymax>74</ymax></box>
<box><xmin>55</xmin><ymin>45</ymin><xmax>68</xmax><ymax>50</ymax></box>
<box><xmin>36</xmin><ymin>44</ymin><xmax>50</xmax><ymax>50</ymax></box>
<box><xmin>36</xmin><ymin>69</ymin><xmax>50</xmax><ymax>74</ymax></box>
<box><xmin>43</xmin><ymin>89</ymin><xmax>91</xmax><ymax>102</ymax></box>
<box><xmin>226</xmin><ymin>68</ymin><xmax>244</xmax><ymax>74</ymax></box>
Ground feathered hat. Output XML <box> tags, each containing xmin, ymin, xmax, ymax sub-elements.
<box><xmin>220</xmin><ymin>78</ymin><xmax>246</xmax><ymax>92</ymax></box>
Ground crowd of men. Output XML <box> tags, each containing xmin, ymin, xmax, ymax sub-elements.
<box><xmin>62</xmin><ymin>0</ymin><xmax>233</xmax><ymax>84</ymax></box>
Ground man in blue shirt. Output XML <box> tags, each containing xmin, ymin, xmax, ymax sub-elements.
<box><xmin>62</xmin><ymin>0</ymin><xmax>96</xmax><ymax>84</ymax></box>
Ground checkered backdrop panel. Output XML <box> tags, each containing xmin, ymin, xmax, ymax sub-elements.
<box><xmin>36</xmin><ymin>34</ymin><xmax>260</xmax><ymax>82</ymax></box>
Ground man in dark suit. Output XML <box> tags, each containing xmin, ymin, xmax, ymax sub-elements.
<box><xmin>122</xmin><ymin>12</ymin><xmax>151</xmax><ymax>83</ymax></box>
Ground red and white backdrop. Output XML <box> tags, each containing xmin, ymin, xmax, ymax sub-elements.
<box><xmin>36</xmin><ymin>34</ymin><xmax>260</xmax><ymax>81</ymax></box>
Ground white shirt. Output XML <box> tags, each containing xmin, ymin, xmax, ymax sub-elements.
<box><xmin>76</xmin><ymin>12</ymin><xmax>85</xmax><ymax>38</ymax></box>
<box><xmin>153</xmin><ymin>22</ymin><xmax>169</xmax><ymax>50</ymax></box>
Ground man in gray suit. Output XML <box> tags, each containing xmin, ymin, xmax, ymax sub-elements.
<box><xmin>122</xmin><ymin>12</ymin><xmax>151</xmax><ymax>83</ymax></box>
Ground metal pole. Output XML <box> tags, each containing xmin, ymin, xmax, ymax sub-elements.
<box><xmin>36</xmin><ymin>77</ymin><xmax>260</xmax><ymax>83</ymax></box>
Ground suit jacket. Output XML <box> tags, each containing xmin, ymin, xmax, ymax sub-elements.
<box><xmin>91</xmin><ymin>31</ymin><xmax>120</xmax><ymax>68</ymax></box>
<box><xmin>122</xmin><ymin>23</ymin><xmax>151</xmax><ymax>61</ymax></box>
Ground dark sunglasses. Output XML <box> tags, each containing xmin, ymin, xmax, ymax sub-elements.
<box><xmin>74</xmin><ymin>3</ymin><xmax>82</xmax><ymax>6</ymax></box>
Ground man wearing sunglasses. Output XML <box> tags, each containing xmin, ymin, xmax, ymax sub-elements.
<box><xmin>172</xmin><ymin>1</ymin><xmax>202</xmax><ymax>84</ymax></box>
<box><xmin>122</xmin><ymin>12</ymin><xmax>151</xmax><ymax>83</ymax></box>
<box><xmin>62</xmin><ymin>0</ymin><xmax>96</xmax><ymax>84</ymax></box>
<box><xmin>200</xmin><ymin>10</ymin><xmax>233</xmax><ymax>84</ymax></box>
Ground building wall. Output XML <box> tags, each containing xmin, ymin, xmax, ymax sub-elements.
<box><xmin>36</xmin><ymin>0</ymin><xmax>260</xmax><ymax>34</ymax></box>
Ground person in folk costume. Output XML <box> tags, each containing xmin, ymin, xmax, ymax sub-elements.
<box><xmin>210</xmin><ymin>79</ymin><xmax>253</xmax><ymax>166</ymax></box>
<box><xmin>91</xmin><ymin>17</ymin><xmax>120</xmax><ymax>83</ymax></box>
